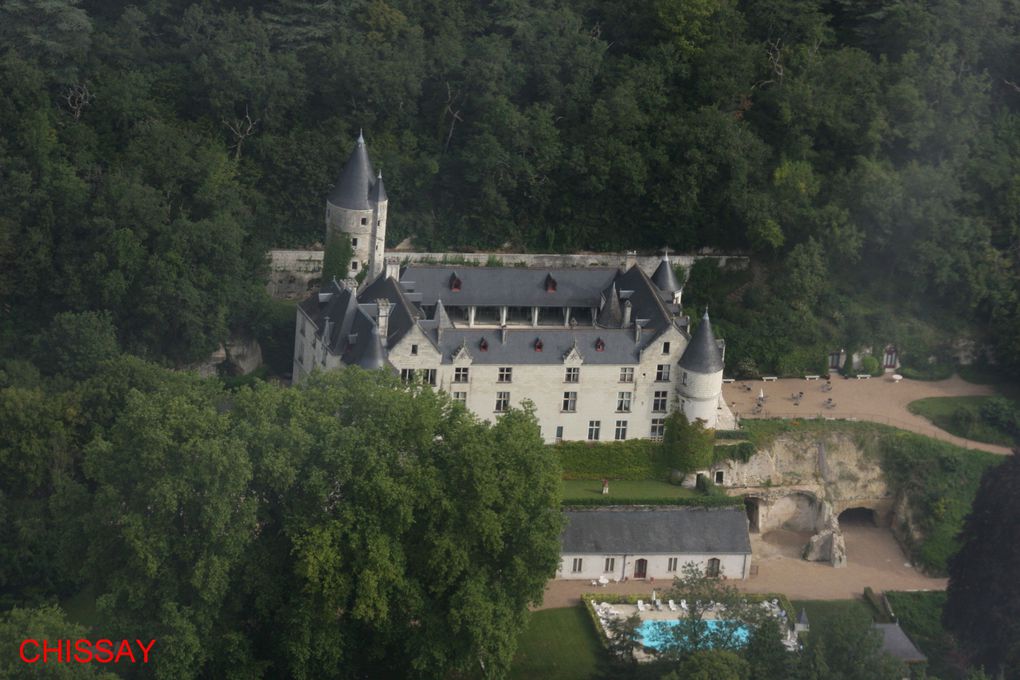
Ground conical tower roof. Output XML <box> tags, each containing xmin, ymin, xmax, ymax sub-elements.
<box><xmin>328</xmin><ymin>131</ymin><xmax>375</xmax><ymax>210</ymax></box>
<box><xmin>372</xmin><ymin>169</ymin><xmax>387</xmax><ymax>203</ymax></box>
<box><xmin>651</xmin><ymin>253</ymin><xmax>682</xmax><ymax>293</ymax></box>
<box><xmin>678</xmin><ymin>310</ymin><xmax>724</xmax><ymax>373</ymax></box>
<box><xmin>433</xmin><ymin>299</ymin><xmax>452</xmax><ymax>329</ymax></box>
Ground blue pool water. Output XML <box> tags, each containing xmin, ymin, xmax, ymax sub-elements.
<box><xmin>636</xmin><ymin>619</ymin><xmax>750</xmax><ymax>650</ymax></box>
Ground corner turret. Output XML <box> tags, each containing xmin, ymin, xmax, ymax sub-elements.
<box><xmin>326</xmin><ymin>131</ymin><xmax>388</xmax><ymax>282</ymax></box>
<box><xmin>677</xmin><ymin>309</ymin><xmax>725</xmax><ymax>427</ymax></box>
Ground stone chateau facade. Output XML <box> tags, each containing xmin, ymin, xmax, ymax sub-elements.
<box><xmin>293</xmin><ymin>134</ymin><xmax>734</xmax><ymax>441</ymax></box>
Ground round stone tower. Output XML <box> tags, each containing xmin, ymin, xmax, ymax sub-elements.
<box><xmin>677</xmin><ymin>310</ymin><xmax>725</xmax><ymax>427</ymax></box>
<box><xmin>325</xmin><ymin>131</ymin><xmax>388</xmax><ymax>281</ymax></box>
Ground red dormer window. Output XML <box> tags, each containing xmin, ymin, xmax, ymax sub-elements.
<box><xmin>544</xmin><ymin>273</ymin><xmax>557</xmax><ymax>292</ymax></box>
<box><xmin>534</xmin><ymin>338</ymin><xmax>543</xmax><ymax>352</ymax></box>
<box><xmin>595</xmin><ymin>338</ymin><xmax>605</xmax><ymax>352</ymax></box>
<box><xmin>450</xmin><ymin>272</ymin><xmax>462</xmax><ymax>292</ymax></box>
<box><xmin>479</xmin><ymin>337</ymin><xmax>488</xmax><ymax>351</ymax></box>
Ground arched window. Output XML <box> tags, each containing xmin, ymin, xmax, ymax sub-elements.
<box><xmin>706</xmin><ymin>558</ymin><xmax>721</xmax><ymax>578</ymax></box>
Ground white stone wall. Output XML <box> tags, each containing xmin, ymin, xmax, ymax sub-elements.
<box><xmin>370</xmin><ymin>200</ymin><xmax>387</xmax><ymax>281</ymax></box>
<box><xmin>326</xmin><ymin>201</ymin><xmax>375</xmax><ymax>277</ymax></box>
<box><xmin>387</xmin><ymin>326</ymin><xmax>690</xmax><ymax>442</ymax></box>
<box><xmin>556</xmin><ymin>552</ymin><xmax>751</xmax><ymax>581</ymax></box>
<box><xmin>678</xmin><ymin>368</ymin><xmax>724</xmax><ymax>425</ymax></box>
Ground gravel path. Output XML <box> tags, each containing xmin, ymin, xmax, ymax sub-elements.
<box><xmin>723</xmin><ymin>375</ymin><xmax>1012</xmax><ymax>455</ymax></box>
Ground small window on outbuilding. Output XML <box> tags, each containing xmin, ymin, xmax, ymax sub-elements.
<box><xmin>361</xmin><ymin>217</ymin><xmax>367</xmax><ymax>225</ymax></box>
<box><xmin>715</xmin><ymin>470</ymin><xmax>724</xmax><ymax>484</ymax></box>
<box><xmin>351</xmin><ymin>261</ymin><xmax>358</xmax><ymax>271</ymax></box>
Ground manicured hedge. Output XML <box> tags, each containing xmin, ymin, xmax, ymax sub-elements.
<box><xmin>552</xmin><ymin>440</ymin><xmax>667</xmax><ymax>480</ymax></box>
<box><xmin>715</xmin><ymin>430</ymin><xmax>750</xmax><ymax>440</ymax></box>
<box><xmin>564</xmin><ymin>496</ymin><xmax>744</xmax><ymax>508</ymax></box>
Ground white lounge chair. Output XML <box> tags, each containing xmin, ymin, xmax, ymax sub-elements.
<box><xmin>668</xmin><ymin>600</ymin><xmax>678</xmax><ymax>612</ymax></box>
<box><xmin>680</xmin><ymin>600</ymin><xmax>689</xmax><ymax>612</ymax></box>
<box><xmin>653</xmin><ymin>599</ymin><xmax>662</xmax><ymax>611</ymax></box>
<box><xmin>637</xmin><ymin>599</ymin><xmax>646</xmax><ymax>612</ymax></box>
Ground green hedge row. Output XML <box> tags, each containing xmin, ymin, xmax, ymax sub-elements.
<box><xmin>564</xmin><ymin>495</ymin><xmax>744</xmax><ymax>508</ymax></box>
<box><xmin>715</xmin><ymin>430</ymin><xmax>750</xmax><ymax>440</ymax></box>
<box><xmin>551</xmin><ymin>440</ymin><xmax>666</xmax><ymax>480</ymax></box>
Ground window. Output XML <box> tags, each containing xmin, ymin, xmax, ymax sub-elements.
<box><xmin>360</xmin><ymin>217</ymin><xmax>367</xmax><ymax>225</ymax></box>
<box><xmin>604</xmin><ymin>557</ymin><xmax>616</xmax><ymax>573</ymax></box>
<box><xmin>495</xmin><ymin>391</ymin><xmax>510</xmax><ymax>412</ymax></box>
<box><xmin>667</xmin><ymin>557</ymin><xmax>678</xmax><ymax>572</ymax></box>
<box><xmin>619</xmin><ymin>367</ymin><xmax>634</xmax><ymax>383</ymax></box>
<box><xmin>454</xmin><ymin>367</ymin><xmax>469</xmax><ymax>383</ymax></box>
<box><xmin>564</xmin><ymin>367</ymin><xmax>580</xmax><ymax>383</ymax></box>
<box><xmin>400</xmin><ymin>369</ymin><xmax>415</xmax><ymax>383</ymax></box>
<box><xmin>653</xmin><ymin>391</ymin><xmax>668</xmax><ymax>412</ymax></box>
<box><xmin>352</xmin><ymin>238</ymin><xmax>358</xmax><ymax>247</ymax></box>
<box><xmin>614</xmin><ymin>420</ymin><xmax>628</xmax><ymax>440</ymax></box>
<box><xmin>300</xmin><ymin>318</ymin><xmax>306</xmax><ymax>337</ymax></box>
<box><xmin>571</xmin><ymin>558</ymin><xmax>583</xmax><ymax>573</ymax></box>
<box><xmin>452</xmin><ymin>391</ymin><xmax>467</xmax><ymax>405</ymax></box>
<box><xmin>351</xmin><ymin>261</ymin><xmax>359</xmax><ymax>271</ymax></box>
<box><xmin>682</xmin><ymin>371</ymin><xmax>688</xmax><ymax>386</ymax></box>
<box><xmin>562</xmin><ymin>392</ymin><xmax>577</xmax><ymax>412</ymax></box>
<box><xmin>498</xmin><ymin>367</ymin><xmax>513</xmax><ymax>383</ymax></box>
<box><xmin>555</xmin><ymin>426</ymin><xmax>563</xmax><ymax>442</ymax></box>
<box><xmin>587</xmin><ymin>420</ymin><xmax>601</xmax><ymax>441</ymax></box>
<box><xmin>650</xmin><ymin>418</ymin><xmax>666</xmax><ymax>439</ymax></box>
<box><xmin>706</xmin><ymin>558</ymin><xmax>721</xmax><ymax>578</ymax></box>
<box><xmin>411</xmin><ymin>344</ymin><xmax>419</xmax><ymax>356</ymax></box>
<box><xmin>377</xmin><ymin>220</ymin><xmax>381</xmax><ymax>226</ymax></box>
<box><xmin>656</xmin><ymin>364</ymin><xmax>671</xmax><ymax>381</ymax></box>
<box><xmin>715</xmin><ymin>470</ymin><xmax>724</xmax><ymax>484</ymax></box>
<box><xmin>420</xmin><ymin>369</ymin><xmax>436</xmax><ymax>386</ymax></box>
<box><xmin>662</xmin><ymin>342</ymin><xmax>671</xmax><ymax>354</ymax></box>
<box><xmin>617</xmin><ymin>392</ymin><xmax>631</xmax><ymax>412</ymax></box>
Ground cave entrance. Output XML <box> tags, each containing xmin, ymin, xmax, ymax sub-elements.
<box><xmin>838</xmin><ymin>507</ymin><xmax>877</xmax><ymax>527</ymax></box>
<box><xmin>745</xmin><ymin>498</ymin><xmax>761</xmax><ymax>533</ymax></box>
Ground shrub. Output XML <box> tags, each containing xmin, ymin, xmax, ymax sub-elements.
<box><xmin>714</xmin><ymin>442</ymin><xmax>756</xmax><ymax>463</ymax></box>
<box><xmin>860</xmin><ymin>355</ymin><xmax>882</xmax><ymax>377</ymax></box>
<box><xmin>898</xmin><ymin>363</ymin><xmax>953</xmax><ymax>381</ymax></box>
<box><xmin>715</xmin><ymin>430</ymin><xmax>750</xmax><ymax>441</ymax></box>
<box><xmin>552</xmin><ymin>440</ymin><xmax>665</xmax><ymax>480</ymax></box>
<box><xmin>979</xmin><ymin>398</ymin><xmax>1020</xmax><ymax>437</ymax></box>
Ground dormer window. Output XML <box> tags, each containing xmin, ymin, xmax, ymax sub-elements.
<box><xmin>450</xmin><ymin>272</ymin><xmax>462</xmax><ymax>292</ymax></box>
<box><xmin>544</xmin><ymin>273</ymin><xmax>557</xmax><ymax>292</ymax></box>
<box><xmin>595</xmin><ymin>338</ymin><xmax>605</xmax><ymax>352</ymax></box>
<box><xmin>479</xmin><ymin>337</ymin><xmax>488</xmax><ymax>351</ymax></box>
<box><xmin>534</xmin><ymin>338</ymin><xmax>544</xmax><ymax>352</ymax></box>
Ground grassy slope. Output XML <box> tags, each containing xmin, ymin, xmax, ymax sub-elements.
<box><xmin>790</xmin><ymin>599</ymin><xmax>871</xmax><ymax>631</ymax></box>
<box><xmin>509</xmin><ymin>607</ymin><xmax>604</xmax><ymax>680</ymax></box>
<box><xmin>907</xmin><ymin>396</ymin><xmax>1017</xmax><ymax>447</ymax></box>
<box><xmin>561</xmin><ymin>479</ymin><xmax>697</xmax><ymax>501</ymax></box>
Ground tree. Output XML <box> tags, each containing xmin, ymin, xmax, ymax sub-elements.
<box><xmin>744</xmin><ymin>617</ymin><xmax>792</xmax><ymax>680</ymax></box>
<box><xmin>797</xmin><ymin>607</ymin><xmax>903</xmax><ymax>680</ymax></box>
<box><xmin>663</xmin><ymin>649</ymin><xmax>750</xmax><ymax>680</ymax></box>
<box><xmin>321</xmin><ymin>230</ymin><xmax>354</xmax><ymax>283</ymax></box>
<box><xmin>0</xmin><ymin>606</ymin><xmax>117</xmax><ymax>679</ymax></box>
<box><xmin>661</xmin><ymin>412</ymin><xmax>715</xmax><ymax>475</ymax></box>
<box><xmin>34</xmin><ymin>311</ymin><xmax>119</xmax><ymax>380</ymax></box>
<box><xmin>944</xmin><ymin>450</ymin><xmax>1020</xmax><ymax>678</ymax></box>
<box><xmin>605</xmin><ymin>613</ymin><xmax>643</xmax><ymax>665</ymax></box>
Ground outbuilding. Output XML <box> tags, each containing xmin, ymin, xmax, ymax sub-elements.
<box><xmin>557</xmin><ymin>506</ymin><xmax>752</xmax><ymax>581</ymax></box>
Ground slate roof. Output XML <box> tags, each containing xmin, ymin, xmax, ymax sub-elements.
<box><xmin>561</xmin><ymin>507</ymin><xmax>752</xmax><ymax>555</ymax></box>
<box><xmin>433</xmin><ymin>328</ymin><xmax>648</xmax><ymax>365</ymax></box>
<box><xmin>651</xmin><ymin>255</ymin><xmax>682</xmax><ymax>293</ymax></box>
<box><xmin>874</xmin><ymin>624</ymin><xmax>927</xmax><ymax>664</ymax></box>
<box><xmin>400</xmin><ymin>266</ymin><xmax>620</xmax><ymax>308</ymax></box>
<box><xmin>678</xmin><ymin>310</ymin><xmax>724</xmax><ymax>374</ymax></box>
<box><xmin>328</xmin><ymin>131</ymin><xmax>377</xmax><ymax>211</ymax></box>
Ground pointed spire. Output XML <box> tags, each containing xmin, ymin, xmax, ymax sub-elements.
<box><xmin>652</xmin><ymin>250</ymin><xmax>682</xmax><ymax>294</ymax></box>
<box><xmin>328</xmin><ymin>130</ymin><xmax>375</xmax><ymax>210</ymax></box>
<box><xmin>358</xmin><ymin>128</ymin><xmax>364</xmax><ymax>144</ymax></box>
<box><xmin>679</xmin><ymin>309</ymin><xmax>724</xmax><ymax>373</ymax></box>
<box><xmin>433</xmin><ymin>299</ymin><xmax>452</xmax><ymax>329</ymax></box>
<box><xmin>597</xmin><ymin>282</ymin><xmax>623</xmax><ymax>327</ymax></box>
<box><xmin>372</xmin><ymin>169</ymin><xmax>388</xmax><ymax>203</ymax></box>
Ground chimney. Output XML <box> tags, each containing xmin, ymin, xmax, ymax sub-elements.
<box><xmin>322</xmin><ymin>316</ymin><xmax>332</xmax><ymax>348</ymax></box>
<box><xmin>501</xmin><ymin>324</ymin><xmax>508</xmax><ymax>345</ymax></box>
<box><xmin>385</xmin><ymin>257</ymin><xmax>400</xmax><ymax>281</ymax></box>
<box><xmin>675</xmin><ymin>286</ymin><xmax>683</xmax><ymax>307</ymax></box>
<box><xmin>634</xmin><ymin>320</ymin><xmax>642</xmax><ymax>343</ymax></box>
<box><xmin>625</xmin><ymin>250</ymin><xmax>637</xmax><ymax>269</ymax></box>
<box><xmin>622</xmin><ymin>300</ymin><xmax>632</xmax><ymax>329</ymax></box>
<box><xmin>376</xmin><ymin>299</ymin><xmax>390</xmax><ymax>345</ymax></box>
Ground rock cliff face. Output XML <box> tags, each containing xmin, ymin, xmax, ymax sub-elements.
<box><xmin>717</xmin><ymin>432</ymin><xmax>896</xmax><ymax>566</ymax></box>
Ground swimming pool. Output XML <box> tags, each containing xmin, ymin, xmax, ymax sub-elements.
<box><xmin>636</xmin><ymin>619</ymin><xmax>750</xmax><ymax>651</ymax></box>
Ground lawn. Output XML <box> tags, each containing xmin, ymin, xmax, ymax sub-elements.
<box><xmin>907</xmin><ymin>396</ymin><xmax>1018</xmax><ymax>447</ymax></box>
<box><xmin>509</xmin><ymin>606</ymin><xmax>604</xmax><ymax>680</ymax></box>
<box><xmin>790</xmin><ymin>599</ymin><xmax>871</xmax><ymax>631</ymax></box>
<box><xmin>561</xmin><ymin>479</ymin><xmax>698</xmax><ymax>501</ymax></box>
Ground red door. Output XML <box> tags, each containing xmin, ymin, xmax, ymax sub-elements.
<box><xmin>634</xmin><ymin>558</ymin><xmax>647</xmax><ymax>578</ymax></box>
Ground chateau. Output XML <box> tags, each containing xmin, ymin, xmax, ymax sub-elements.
<box><xmin>293</xmin><ymin>134</ymin><xmax>734</xmax><ymax>441</ymax></box>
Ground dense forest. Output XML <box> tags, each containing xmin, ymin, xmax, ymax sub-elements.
<box><xmin>2</xmin><ymin>0</ymin><xmax>1020</xmax><ymax>369</ymax></box>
